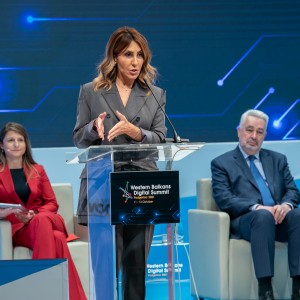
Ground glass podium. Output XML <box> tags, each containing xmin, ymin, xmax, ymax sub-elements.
<box><xmin>67</xmin><ymin>143</ymin><xmax>204</xmax><ymax>300</ymax></box>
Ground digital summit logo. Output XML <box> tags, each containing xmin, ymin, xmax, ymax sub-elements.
<box><xmin>119</xmin><ymin>181</ymin><xmax>133</xmax><ymax>203</ymax></box>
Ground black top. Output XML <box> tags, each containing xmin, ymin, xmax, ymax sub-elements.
<box><xmin>10</xmin><ymin>169</ymin><xmax>30</xmax><ymax>205</ymax></box>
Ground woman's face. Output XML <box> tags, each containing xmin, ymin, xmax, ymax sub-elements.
<box><xmin>115</xmin><ymin>41</ymin><xmax>144</xmax><ymax>84</ymax></box>
<box><xmin>1</xmin><ymin>130</ymin><xmax>26</xmax><ymax>161</ymax></box>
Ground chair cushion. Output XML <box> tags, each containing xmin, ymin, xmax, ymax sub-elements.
<box><xmin>13</xmin><ymin>246</ymin><xmax>32</xmax><ymax>259</ymax></box>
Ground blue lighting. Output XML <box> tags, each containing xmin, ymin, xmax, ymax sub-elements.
<box><xmin>23</xmin><ymin>1</ymin><xmax>156</xmax><ymax>24</ymax></box>
<box><xmin>0</xmin><ymin>85</ymin><xmax>78</xmax><ymax>113</ymax></box>
<box><xmin>264</xmin><ymin>105</ymin><xmax>299</xmax><ymax>140</ymax></box>
<box><xmin>273</xmin><ymin>120</ymin><xmax>282</xmax><ymax>129</ymax></box>
<box><xmin>253</xmin><ymin>87</ymin><xmax>276</xmax><ymax>110</ymax></box>
<box><xmin>0</xmin><ymin>67</ymin><xmax>36</xmax><ymax>71</ymax></box>
<box><xmin>218</xmin><ymin>34</ymin><xmax>300</xmax><ymax>86</ymax></box>
<box><xmin>276</xmin><ymin>99</ymin><xmax>300</xmax><ymax>124</ymax></box>
<box><xmin>269</xmin><ymin>87</ymin><xmax>275</xmax><ymax>94</ymax></box>
<box><xmin>27</xmin><ymin>16</ymin><xmax>34</xmax><ymax>23</ymax></box>
<box><xmin>283</xmin><ymin>120</ymin><xmax>300</xmax><ymax>140</ymax></box>
<box><xmin>217</xmin><ymin>79</ymin><xmax>224</xmax><ymax>86</ymax></box>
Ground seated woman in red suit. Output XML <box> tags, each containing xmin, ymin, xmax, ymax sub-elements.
<box><xmin>0</xmin><ymin>122</ymin><xmax>87</xmax><ymax>300</ymax></box>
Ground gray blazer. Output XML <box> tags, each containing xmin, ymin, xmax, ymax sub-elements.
<box><xmin>73</xmin><ymin>80</ymin><xmax>167</xmax><ymax>224</ymax></box>
<box><xmin>73</xmin><ymin>81</ymin><xmax>166</xmax><ymax>149</ymax></box>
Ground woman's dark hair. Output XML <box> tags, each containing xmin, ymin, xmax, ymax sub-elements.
<box><xmin>0</xmin><ymin>122</ymin><xmax>37</xmax><ymax>171</ymax></box>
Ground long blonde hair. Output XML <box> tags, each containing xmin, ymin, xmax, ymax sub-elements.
<box><xmin>93</xmin><ymin>26</ymin><xmax>157</xmax><ymax>91</ymax></box>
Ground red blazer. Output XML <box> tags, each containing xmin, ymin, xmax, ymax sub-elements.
<box><xmin>0</xmin><ymin>164</ymin><xmax>59</xmax><ymax>236</ymax></box>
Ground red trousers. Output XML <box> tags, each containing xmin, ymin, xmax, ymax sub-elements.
<box><xmin>13</xmin><ymin>212</ymin><xmax>87</xmax><ymax>300</ymax></box>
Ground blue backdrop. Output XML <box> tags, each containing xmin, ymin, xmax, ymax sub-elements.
<box><xmin>1</xmin><ymin>0</ymin><xmax>300</xmax><ymax>146</ymax></box>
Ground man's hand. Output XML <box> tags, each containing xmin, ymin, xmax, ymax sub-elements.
<box><xmin>273</xmin><ymin>204</ymin><xmax>291</xmax><ymax>224</ymax></box>
<box><xmin>256</xmin><ymin>203</ymin><xmax>291</xmax><ymax>224</ymax></box>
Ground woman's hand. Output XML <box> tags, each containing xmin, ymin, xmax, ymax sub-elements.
<box><xmin>94</xmin><ymin>112</ymin><xmax>107</xmax><ymax>139</ymax></box>
<box><xmin>14</xmin><ymin>210</ymin><xmax>35</xmax><ymax>224</ymax></box>
<box><xmin>0</xmin><ymin>207</ymin><xmax>15</xmax><ymax>218</ymax></box>
<box><xmin>107</xmin><ymin>110</ymin><xmax>141</xmax><ymax>142</ymax></box>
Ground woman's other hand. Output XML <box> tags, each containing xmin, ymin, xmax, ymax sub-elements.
<box><xmin>14</xmin><ymin>209</ymin><xmax>35</xmax><ymax>224</ymax></box>
<box><xmin>107</xmin><ymin>110</ymin><xmax>141</xmax><ymax>141</ymax></box>
<box><xmin>93</xmin><ymin>112</ymin><xmax>107</xmax><ymax>139</ymax></box>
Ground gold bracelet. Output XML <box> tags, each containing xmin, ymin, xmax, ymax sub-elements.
<box><xmin>133</xmin><ymin>127</ymin><xmax>141</xmax><ymax>140</ymax></box>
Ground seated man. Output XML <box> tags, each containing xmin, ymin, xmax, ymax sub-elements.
<box><xmin>211</xmin><ymin>109</ymin><xmax>300</xmax><ymax>300</ymax></box>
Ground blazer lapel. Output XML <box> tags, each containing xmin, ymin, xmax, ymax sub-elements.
<box><xmin>101</xmin><ymin>82</ymin><xmax>148</xmax><ymax>123</ymax></box>
<box><xmin>0</xmin><ymin>166</ymin><xmax>24</xmax><ymax>205</ymax></box>
<box><xmin>233</xmin><ymin>147</ymin><xmax>260</xmax><ymax>191</ymax></box>
<box><xmin>101</xmin><ymin>84</ymin><xmax>126</xmax><ymax>118</ymax></box>
<box><xmin>125</xmin><ymin>83</ymin><xmax>148</xmax><ymax>122</ymax></box>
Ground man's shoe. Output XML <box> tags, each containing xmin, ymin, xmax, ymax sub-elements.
<box><xmin>259</xmin><ymin>290</ymin><xmax>274</xmax><ymax>300</ymax></box>
<box><xmin>292</xmin><ymin>290</ymin><xmax>300</xmax><ymax>300</ymax></box>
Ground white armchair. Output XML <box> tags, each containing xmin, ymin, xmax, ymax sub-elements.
<box><xmin>188</xmin><ymin>178</ymin><xmax>291</xmax><ymax>300</ymax></box>
<box><xmin>0</xmin><ymin>183</ymin><xmax>89</xmax><ymax>299</ymax></box>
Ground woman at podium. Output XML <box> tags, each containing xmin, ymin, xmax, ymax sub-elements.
<box><xmin>73</xmin><ymin>26</ymin><xmax>167</xmax><ymax>300</ymax></box>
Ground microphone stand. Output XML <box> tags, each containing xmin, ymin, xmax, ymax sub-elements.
<box><xmin>143</xmin><ymin>79</ymin><xmax>185</xmax><ymax>300</ymax></box>
<box><xmin>143</xmin><ymin>79</ymin><xmax>189</xmax><ymax>144</ymax></box>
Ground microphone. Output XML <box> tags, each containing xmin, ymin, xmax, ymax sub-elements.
<box><xmin>143</xmin><ymin>79</ymin><xmax>189</xmax><ymax>143</ymax></box>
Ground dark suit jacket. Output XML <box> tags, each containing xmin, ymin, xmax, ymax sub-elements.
<box><xmin>211</xmin><ymin>146</ymin><xmax>300</xmax><ymax>236</ymax></box>
<box><xmin>0</xmin><ymin>164</ymin><xmax>59</xmax><ymax>236</ymax></box>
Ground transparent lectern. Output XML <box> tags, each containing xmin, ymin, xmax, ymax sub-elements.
<box><xmin>67</xmin><ymin>143</ymin><xmax>203</xmax><ymax>300</ymax></box>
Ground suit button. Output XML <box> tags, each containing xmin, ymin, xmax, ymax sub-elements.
<box><xmin>136</xmin><ymin>117</ymin><xmax>140</xmax><ymax>122</ymax></box>
<box><xmin>107</xmin><ymin>114</ymin><xmax>111</xmax><ymax>118</ymax></box>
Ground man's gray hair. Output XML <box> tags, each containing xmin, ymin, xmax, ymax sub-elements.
<box><xmin>239</xmin><ymin>109</ymin><xmax>269</xmax><ymax>130</ymax></box>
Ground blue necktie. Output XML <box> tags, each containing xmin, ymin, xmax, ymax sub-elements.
<box><xmin>248</xmin><ymin>155</ymin><xmax>274</xmax><ymax>206</ymax></box>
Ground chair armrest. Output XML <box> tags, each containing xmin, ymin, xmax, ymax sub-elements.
<box><xmin>68</xmin><ymin>241</ymin><xmax>89</xmax><ymax>297</ymax></box>
<box><xmin>188</xmin><ymin>209</ymin><xmax>230</xmax><ymax>299</ymax></box>
<box><xmin>73</xmin><ymin>215</ymin><xmax>88</xmax><ymax>242</ymax></box>
<box><xmin>0</xmin><ymin>220</ymin><xmax>13</xmax><ymax>259</ymax></box>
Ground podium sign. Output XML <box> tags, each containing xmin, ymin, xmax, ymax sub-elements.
<box><xmin>110</xmin><ymin>170</ymin><xmax>180</xmax><ymax>225</ymax></box>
